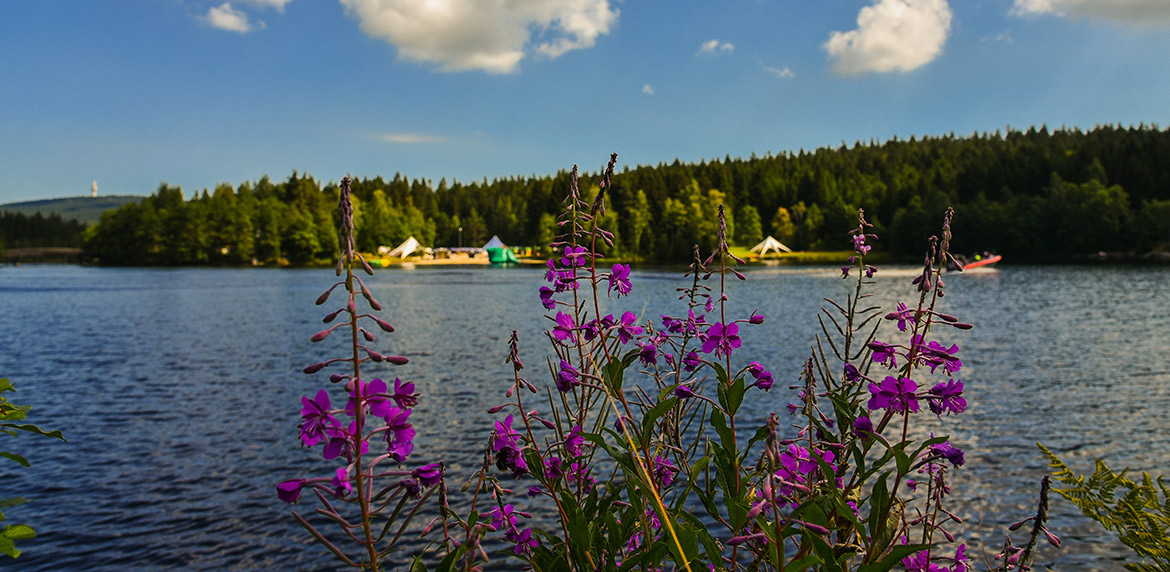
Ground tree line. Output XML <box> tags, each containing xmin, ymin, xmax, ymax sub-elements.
<box><xmin>79</xmin><ymin>124</ymin><xmax>1170</xmax><ymax>265</ymax></box>
<box><xmin>1</xmin><ymin>211</ymin><xmax>87</xmax><ymax>252</ymax></box>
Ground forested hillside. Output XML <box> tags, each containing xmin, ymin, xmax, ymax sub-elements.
<box><xmin>82</xmin><ymin>124</ymin><xmax>1170</xmax><ymax>265</ymax></box>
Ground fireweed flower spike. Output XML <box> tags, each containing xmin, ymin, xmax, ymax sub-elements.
<box><xmin>277</xmin><ymin>176</ymin><xmax>443</xmax><ymax>572</ymax></box>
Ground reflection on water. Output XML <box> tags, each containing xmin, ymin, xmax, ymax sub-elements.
<box><xmin>0</xmin><ymin>264</ymin><xmax>1167</xmax><ymax>571</ymax></box>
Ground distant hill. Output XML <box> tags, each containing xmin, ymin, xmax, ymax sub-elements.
<box><xmin>0</xmin><ymin>195</ymin><xmax>143</xmax><ymax>225</ymax></box>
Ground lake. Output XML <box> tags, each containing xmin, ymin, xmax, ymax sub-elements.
<box><xmin>1</xmin><ymin>263</ymin><xmax>1167</xmax><ymax>571</ymax></box>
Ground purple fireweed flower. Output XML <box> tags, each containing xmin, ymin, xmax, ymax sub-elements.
<box><xmin>841</xmin><ymin>266</ymin><xmax>851</xmax><ymax>279</ymax></box>
<box><xmin>609</xmin><ymin>263</ymin><xmax>632</xmax><ymax>297</ymax></box>
<box><xmin>493</xmin><ymin>415</ymin><xmax>522</xmax><ymax>452</ymax></box>
<box><xmin>931</xmin><ymin>439</ymin><xmax>966</xmax><ymax>468</ymax></box>
<box><xmin>674</xmin><ymin>384</ymin><xmax>695</xmax><ymax>399</ymax></box>
<box><xmin>560</xmin><ymin>245</ymin><xmax>588</xmax><ymax>267</ymax></box>
<box><xmin>701</xmin><ymin>322</ymin><xmax>742</xmax><ymax>358</ymax></box>
<box><xmin>853</xmin><ymin>416</ymin><xmax>875</xmax><ymax>440</ymax></box>
<box><xmin>682</xmin><ymin>350</ymin><xmax>702</xmax><ymax>372</ymax></box>
<box><xmin>299</xmin><ymin>389</ymin><xmax>340</xmax><ymax>447</ymax></box>
<box><xmin>538</xmin><ymin>286</ymin><xmax>556</xmax><ymax>310</ymax></box>
<box><xmin>653</xmin><ymin>456</ymin><xmax>678</xmax><ymax>487</ymax></box>
<box><xmin>615</xmin><ymin>311</ymin><xmax>643</xmax><ymax>344</ymax></box>
<box><xmin>688</xmin><ymin>309</ymin><xmax>707</xmax><ymax>334</ymax></box>
<box><xmin>323</xmin><ymin>421</ymin><xmax>369</xmax><ymax>462</ymax></box>
<box><xmin>412</xmin><ymin>463</ymin><xmax>442</xmax><ymax>487</ymax></box>
<box><xmin>391</xmin><ymin>378</ymin><xmax>418</xmax><ymax>408</ymax></box>
<box><xmin>332</xmin><ymin>466</ymin><xmax>353</xmax><ymax>498</ymax></box>
<box><xmin>543</xmin><ymin>259</ymin><xmax>557</xmax><ymax>282</ymax></box>
<box><xmin>781</xmin><ymin>443</ymin><xmax>836</xmax><ymax>476</ymax></box>
<box><xmin>637</xmin><ymin>341</ymin><xmax>657</xmax><ymax>366</ymax></box>
<box><xmin>556</xmin><ymin>360</ymin><xmax>579</xmax><ymax>392</ymax></box>
<box><xmin>843</xmin><ymin>363</ymin><xmax>862</xmax><ymax>382</ymax></box>
<box><xmin>527</xmin><ymin>486</ymin><xmax>543</xmax><ymax>497</ymax></box>
<box><xmin>566</xmin><ymin>462</ymin><xmax>596</xmax><ymax>493</ymax></box>
<box><xmin>552</xmin><ymin>311</ymin><xmax>577</xmax><ymax>344</ymax></box>
<box><xmin>924</xmin><ymin>341</ymin><xmax>962</xmax><ymax>375</ymax></box>
<box><xmin>746</xmin><ymin>361</ymin><xmax>773</xmax><ymax>390</ymax></box>
<box><xmin>661</xmin><ymin>315</ymin><xmax>683</xmax><ymax>334</ymax></box>
<box><xmin>755</xmin><ymin>369</ymin><xmax>774</xmax><ymax>391</ymax></box>
<box><xmin>868</xmin><ymin>340</ymin><xmax>900</xmax><ymax>368</ymax></box>
<box><xmin>544</xmin><ymin>456</ymin><xmax>565</xmax><ymax>479</ymax></box>
<box><xmin>929</xmin><ymin>379</ymin><xmax>966</xmax><ymax>416</ymax></box>
<box><xmin>867</xmin><ymin>376</ymin><xmax>920</xmax><ymax>414</ymax></box>
<box><xmin>489</xmin><ymin>504</ymin><xmax>519</xmax><ymax>532</ymax></box>
<box><xmin>385</xmin><ymin>407</ymin><xmax>415</xmax><ymax>462</ymax></box>
<box><xmin>886</xmin><ymin>302</ymin><xmax>914</xmax><ymax>332</ymax></box>
<box><xmin>852</xmin><ymin>233</ymin><xmax>871</xmax><ymax>255</ymax></box>
<box><xmin>496</xmin><ymin>444</ymin><xmax>528</xmax><ymax>476</ymax></box>
<box><xmin>749</xmin><ymin>313</ymin><xmax>765</xmax><ymax>325</ymax></box>
<box><xmin>511</xmin><ymin>528</ymin><xmax>537</xmax><ymax>555</ymax></box>
<box><xmin>400</xmin><ymin>477</ymin><xmax>421</xmax><ymax>498</ymax></box>
<box><xmin>276</xmin><ymin>478</ymin><xmax>307</xmax><ymax>503</ymax></box>
<box><xmin>345</xmin><ymin>378</ymin><xmax>394</xmax><ymax>418</ymax></box>
<box><xmin>565</xmin><ymin>425</ymin><xmax>585</xmax><ymax>457</ymax></box>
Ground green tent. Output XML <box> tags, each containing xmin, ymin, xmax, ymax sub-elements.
<box><xmin>486</xmin><ymin>247</ymin><xmax>519</xmax><ymax>264</ymax></box>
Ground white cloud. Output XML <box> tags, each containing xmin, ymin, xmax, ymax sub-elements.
<box><xmin>642</xmin><ymin>84</ymin><xmax>654</xmax><ymax>95</ymax></box>
<box><xmin>206</xmin><ymin>2</ymin><xmax>253</xmax><ymax>32</ymax></box>
<box><xmin>338</xmin><ymin>0</ymin><xmax>619</xmax><ymax>74</ymax></box>
<box><xmin>698</xmin><ymin>39</ymin><xmax>735</xmax><ymax>55</ymax></box>
<box><xmin>1011</xmin><ymin>0</ymin><xmax>1170</xmax><ymax>25</ymax></box>
<box><xmin>764</xmin><ymin>64</ymin><xmax>795</xmax><ymax>78</ymax></box>
<box><xmin>246</xmin><ymin>0</ymin><xmax>293</xmax><ymax>11</ymax></box>
<box><xmin>824</xmin><ymin>0</ymin><xmax>952</xmax><ymax>75</ymax></box>
<box><xmin>380</xmin><ymin>132</ymin><xmax>449</xmax><ymax>144</ymax></box>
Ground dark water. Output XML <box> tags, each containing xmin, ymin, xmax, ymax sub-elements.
<box><xmin>1</xmin><ymin>263</ymin><xmax>1167</xmax><ymax>571</ymax></box>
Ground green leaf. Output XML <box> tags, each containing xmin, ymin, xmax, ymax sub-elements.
<box><xmin>0</xmin><ymin>452</ymin><xmax>29</xmax><ymax>468</ymax></box>
<box><xmin>640</xmin><ymin>397</ymin><xmax>677</xmax><ymax>446</ymax></box>
<box><xmin>0</xmin><ymin>498</ymin><xmax>27</xmax><ymax>511</ymax></box>
<box><xmin>0</xmin><ymin>424</ymin><xmax>64</xmax><ymax>441</ymax></box>
<box><xmin>0</xmin><ymin>535</ymin><xmax>18</xmax><ymax>558</ymax></box>
<box><xmin>726</xmin><ymin>376</ymin><xmax>746</xmax><ymax>416</ymax></box>
<box><xmin>858</xmin><ymin>542</ymin><xmax>932</xmax><ymax>572</ymax></box>
<box><xmin>3</xmin><ymin>524</ymin><xmax>36</xmax><ymax>541</ymax></box>
<box><xmin>0</xmin><ymin>379</ymin><xmax>12</xmax><ymax>393</ymax></box>
<box><xmin>709</xmin><ymin>409</ymin><xmax>734</xmax><ymax>453</ymax></box>
<box><xmin>0</xmin><ymin>406</ymin><xmax>29</xmax><ymax>423</ymax></box>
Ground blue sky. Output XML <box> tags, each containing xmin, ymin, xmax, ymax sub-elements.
<box><xmin>2</xmin><ymin>0</ymin><xmax>1169</xmax><ymax>204</ymax></box>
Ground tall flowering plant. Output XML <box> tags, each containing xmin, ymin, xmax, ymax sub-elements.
<box><xmin>277</xmin><ymin>161</ymin><xmax>1059</xmax><ymax>572</ymax></box>
<box><xmin>276</xmin><ymin>177</ymin><xmax>445</xmax><ymax>571</ymax></box>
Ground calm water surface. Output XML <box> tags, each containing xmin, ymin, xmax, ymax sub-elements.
<box><xmin>1</xmin><ymin>263</ymin><xmax>1167</xmax><ymax>571</ymax></box>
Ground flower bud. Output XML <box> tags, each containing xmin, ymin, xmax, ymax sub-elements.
<box><xmin>303</xmin><ymin>362</ymin><xmax>328</xmax><ymax>374</ymax></box>
<box><xmin>370</xmin><ymin>315</ymin><xmax>395</xmax><ymax>333</ymax></box>
<box><xmin>1008</xmin><ymin>517</ymin><xmax>1032</xmax><ymax>531</ymax></box>
<box><xmin>360</xmin><ymin>328</ymin><xmax>375</xmax><ymax>342</ymax></box>
<box><xmin>1044</xmin><ymin>529</ymin><xmax>1061</xmax><ymax>547</ymax></box>
<box><xmin>385</xmin><ymin>355</ymin><xmax>409</xmax><ymax>365</ymax></box>
<box><xmin>310</xmin><ymin>327</ymin><xmax>334</xmax><ymax>342</ymax></box>
<box><xmin>749</xmin><ymin>313</ymin><xmax>764</xmax><ymax>324</ymax></box>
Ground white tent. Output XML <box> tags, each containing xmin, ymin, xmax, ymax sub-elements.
<box><xmin>482</xmin><ymin>235</ymin><xmax>506</xmax><ymax>249</ymax></box>
<box><xmin>750</xmin><ymin>236</ymin><xmax>792</xmax><ymax>256</ymax></box>
<box><xmin>382</xmin><ymin>236</ymin><xmax>420</xmax><ymax>259</ymax></box>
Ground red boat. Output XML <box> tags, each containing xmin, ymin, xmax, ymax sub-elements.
<box><xmin>952</xmin><ymin>253</ymin><xmax>1001</xmax><ymax>271</ymax></box>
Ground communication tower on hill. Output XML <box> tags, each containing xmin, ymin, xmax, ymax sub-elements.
<box><xmin>91</xmin><ymin>180</ymin><xmax>98</xmax><ymax>198</ymax></box>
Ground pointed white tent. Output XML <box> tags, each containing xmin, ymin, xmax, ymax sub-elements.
<box><xmin>482</xmin><ymin>235</ymin><xmax>506</xmax><ymax>249</ymax></box>
<box><xmin>750</xmin><ymin>236</ymin><xmax>792</xmax><ymax>256</ymax></box>
<box><xmin>383</xmin><ymin>236</ymin><xmax>421</xmax><ymax>259</ymax></box>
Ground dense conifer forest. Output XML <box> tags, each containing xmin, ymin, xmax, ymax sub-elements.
<box><xmin>0</xmin><ymin>211</ymin><xmax>87</xmax><ymax>252</ymax></box>
<box><xmin>77</xmin><ymin>124</ymin><xmax>1170</xmax><ymax>265</ymax></box>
